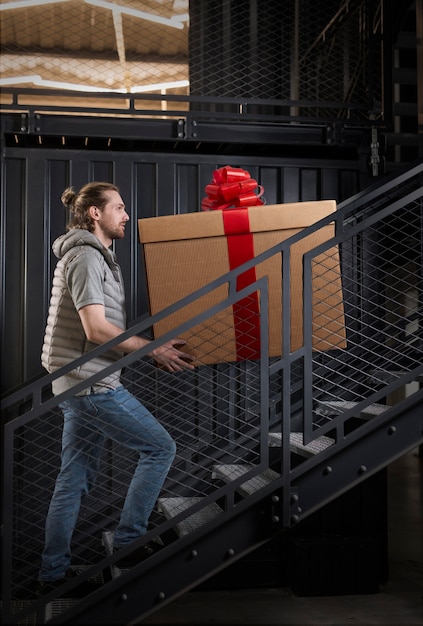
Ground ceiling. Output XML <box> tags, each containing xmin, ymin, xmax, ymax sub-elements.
<box><xmin>0</xmin><ymin>0</ymin><xmax>189</xmax><ymax>95</ymax></box>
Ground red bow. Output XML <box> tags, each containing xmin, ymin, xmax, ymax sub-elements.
<box><xmin>201</xmin><ymin>166</ymin><xmax>264</xmax><ymax>211</ymax></box>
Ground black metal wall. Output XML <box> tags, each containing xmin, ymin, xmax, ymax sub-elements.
<box><xmin>1</xmin><ymin>147</ymin><xmax>362</xmax><ymax>395</ymax></box>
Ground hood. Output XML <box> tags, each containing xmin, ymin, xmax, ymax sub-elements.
<box><xmin>52</xmin><ymin>229</ymin><xmax>105</xmax><ymax>260</ymax></box>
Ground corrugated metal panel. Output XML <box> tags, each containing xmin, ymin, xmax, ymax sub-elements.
<box><xmin>0</xmin><ymin>148</ymin><xmax>361</xmax><ymax>394</ymax></box>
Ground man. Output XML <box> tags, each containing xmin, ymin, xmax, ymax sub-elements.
<box><xmin>38</xmin><ymin>181</ymin><xmax>194</xmax><ymax>590</ymax></box>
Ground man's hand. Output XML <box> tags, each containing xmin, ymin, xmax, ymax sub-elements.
<box><xmin>149</xmin><ymin>339</ymin><xmax>196</xmax><ymax>373</ymax></box>
<box><xmin>78</xmin><ymin>305</ymin><xmax>195</xmax><ymax>371</ymax></box>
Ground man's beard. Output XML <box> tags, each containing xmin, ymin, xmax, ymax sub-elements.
<box><xmin>106</xmin><ymin>224</ymin><xmax>126</xmax><ymax>240</ymax></box>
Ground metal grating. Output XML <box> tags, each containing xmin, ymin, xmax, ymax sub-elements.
<box><xmin>157</xmin><ymin>497</ymin><xmax>223</xmax><ymax>536</ymax></box>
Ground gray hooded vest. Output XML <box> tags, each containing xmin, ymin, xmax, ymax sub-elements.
<box><xmin>42</xmin><ymin>229</ymin><xmax>126</xmax><ymax>396</ymax></box>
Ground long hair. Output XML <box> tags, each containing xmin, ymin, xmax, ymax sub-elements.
<box><xmin>61</xmin><ymin>182</ymin><xmax>120</xmax><ymax>231</ymax></box>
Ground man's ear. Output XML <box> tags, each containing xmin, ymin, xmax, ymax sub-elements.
<box><xmin>89</xmin><ymin>205</ymin><xmax>100</xmax><ymax>221</ymax></box>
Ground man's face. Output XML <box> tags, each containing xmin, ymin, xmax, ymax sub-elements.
<box><xmin>98</xmin><ymin>190</ymin><xmax>129</xmax><ymax>241</ymax></box>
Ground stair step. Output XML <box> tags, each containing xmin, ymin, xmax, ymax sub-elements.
<box><xmin>368</xmin><ymin>369</ymin><xmax>408</xmax><ymax>383</ymax></box>
<box><xmin>157</xmin><ymin>497</ymin><xmax>223</xmax><ymax>537</ymax></box>
<box><xmin>369</xmin><ymin>368</ymin><xmax>423</xmax><ymax>385</ymax></box>
<box><xmin>101</xmin><ymin>530</ymin><xmax>164</xmax><ymax>575</ymax></box>
<box><xmin>211</xmin><ymin>464</ymin><xmax>279</xmax><ymax>496</ymax></box>
<box><xmin>268</xmin><ymin>431</ymin><xmax>335</xmax><ymax>457</ymax></box>
<box><xmin>43</xmin><ymin>564</ymin><xmax>105</xmax><ymax>619</ymax></box>
<box><xmin>316</xmin><ymin>400</ymin><xmax>389</xmax><ymax>419</ymax></box>
<box><xmin>45</xmin><ymin>599</ymin><xmax>79</xmax><ymax>621</ymax></box>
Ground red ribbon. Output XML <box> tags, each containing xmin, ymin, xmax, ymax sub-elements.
<box><xmin>202</xmin><ymin>166</ymin><xmax>264</xmax><ymax>361</ymax></box>
<box><xmin>201</xmin><ymin>165</ymin><xmax>264</xmax><ymax>211</ymax></box>
<box><xmin>222</xmin><ymin>209</ymin><xmax>261</xmax><ymax>360</ymax></box>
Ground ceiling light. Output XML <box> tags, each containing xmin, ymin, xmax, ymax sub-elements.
<box><xmin>83</xmin><ymin>0</ymin><xmax>184</xmax><ymax>29</ymax></box>
<box><xmin>173</xmin><ymin>13</ymin><xmax>189</xmax><ymax>22</ymax></box>
<box><xmin>0</xmin><ymin>75</ymin><xmax>189</xmax><ymax>93</ymax></box>
<box><xmin>0</xmin><ymin>75</ymin><xmax>126</xmax><ymax>92</ymax></box>
<box><xmin>0</xmin><ymin>74</ymin><xmax>40</xmax><ymax>84</ymax></box>
<box><xmin>130</xmin><ymin>80</ymin><xmax>189</xmax><ymax>93</ymax></box>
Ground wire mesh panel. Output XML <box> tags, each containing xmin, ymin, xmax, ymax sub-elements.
<box><xmin>189</xmin><ymin>0</ymin><xmax>384</xmax><ymax>122</ymax></box>
<box><xmin>311</xmin><ymin>192</ymin><xmax>423</xmax><ymax>409</ymax></box>
<box><xmin>0</xmin><ymin>0</ymin><xmax>385</xmax><ymax>123</ymax></box>
<box><xmin>294</xmin><ymin>0</ymin><xmax>384</xmax><ymax>120</ymax></box>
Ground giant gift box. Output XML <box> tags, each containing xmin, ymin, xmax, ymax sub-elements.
<box><xmin>138</xmin><ymin>168</ymin><xmax>346</xmax><ymax>365</ymax></box>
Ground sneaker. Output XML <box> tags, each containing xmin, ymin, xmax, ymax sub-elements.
<box><xmin>113</xmin><ymin>540</ymin><xmax>163</xmax><ymax>569</ymax></box>
<box><xmin>36</xmin><ymin>568</ymin><xmax>93</xmax><ymax>597</ymax></box>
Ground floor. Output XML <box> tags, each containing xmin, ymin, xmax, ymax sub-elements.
<box><xmin>141</xmin><ymin>448</ymin><xmax>423</xmax><ymax>625</ymax></box>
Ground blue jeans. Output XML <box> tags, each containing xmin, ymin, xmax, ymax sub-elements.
<box><xmin>39</xmin><ymin>386</ymin><xmax>176</xmax><ymax>581</ymax></box>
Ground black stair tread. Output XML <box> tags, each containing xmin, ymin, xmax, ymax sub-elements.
<box><xmin>316</xmin><ymin>399</ymin><xmax>389</xmax><ymax>419</ymax></box>
<box><xmin>368</xmin><ymin>368</ymin><xmax>417</xmax><ymax>384</ymax></box>
<box><xmin>45</xmin><ymin>598</ymin><xmax>79</xmax><ymax>621</ymax></box>
<box><xmin>268</xmin><ymin>431</ymin><xmax>335</xmax><ymax>457</ymax></box>
<box><xmin>211</xmin><ymin>464</ymin><xmax>279</xmax><ymax>495</ymax></box>
<box><xmin>101</xmin><ymin>530</ymin><xmax>164</xmax><ymax>574</ymax></box>
<box><xmin>157</xmin><ymin>497</ymin><xmax>223</xmax><ymax>537</ymax></box>
<box><xmin>42</xmin><ymin>565</ymin><xmax>105</xmax><ymax>617</ymax></box>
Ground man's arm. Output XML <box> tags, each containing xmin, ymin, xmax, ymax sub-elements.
<box><xmin>78</xmin><ymin>304</ymin><xmax>195</xmax><ymax>373</ymax></box>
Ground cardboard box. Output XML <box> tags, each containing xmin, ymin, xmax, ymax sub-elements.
<box><xmin>138</xmin><ymin>202</ymin><xmax>346</xmax><ymax>365</ymax></box>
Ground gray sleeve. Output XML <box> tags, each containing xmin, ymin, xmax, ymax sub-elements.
<box><xmin>65</xmin><ymin>250</ymin><xmax>105</xmax><ymax>311</ymax></box>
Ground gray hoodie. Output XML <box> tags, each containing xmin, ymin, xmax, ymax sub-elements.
<box><xmin>41</xmin><ymin>229</ymin><xmax>126</xmax><ymax>396</ymax></box>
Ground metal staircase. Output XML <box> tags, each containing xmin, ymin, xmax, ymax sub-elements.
<box><xmin>1</xmin><ymin>161</ymin><xmax>422</xmax><ymax>625</ymax></box>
